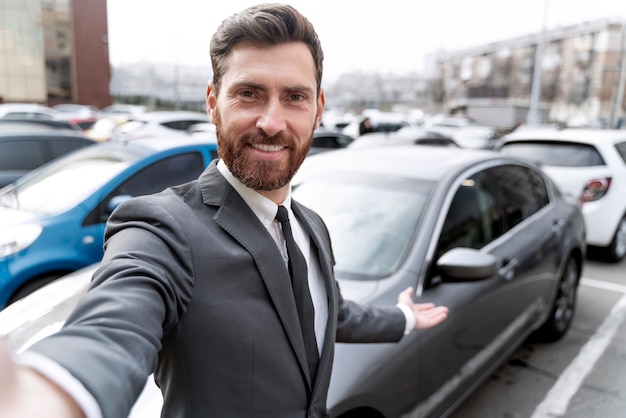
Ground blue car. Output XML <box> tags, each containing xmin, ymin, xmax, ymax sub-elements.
<box><xmin>0</xmin><ymin>137</ymin><xmax>218</xmax><ymax>308</ymax></box>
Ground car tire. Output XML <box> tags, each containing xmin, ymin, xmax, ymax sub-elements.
<box><xmin>602</xmin><ymin>215</ymin><xmax>626</xmax><ymax>263</ymax></box>
<box><xmin>533</xmin><ymin>255</ymin><xmax>579</xmax><ymax>342</ymax></box>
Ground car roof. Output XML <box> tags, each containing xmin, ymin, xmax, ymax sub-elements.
<box><xmin>0</xmin><ymin>103</ymin><xmax>57</xmax><ymax>116</ymax></box>
<box><xmin>0</xmin><ymin>132</ymin><xmax>91</xmax><ymax>142</ymax></box>
<box><xmin>298</xmin><ymin>145</ymin><xmax>501</xmax><ymax>182</ymax></box>
<box><xmin>131</xmin><ymin>111</ymin><xmax>210</xmax><ymax>122</ymax></box>
<box><xmin>94</xmin><ymin>135</ymin><xmax>217</xmax><ymax>153</ymax></box>
<box><xmin>501</xmin><ymin>128</ymin><xmax>626</xmax><ymax>145</ymax></box>
<box><xmin>0</xmin><ymin>119</ymin><xmax>82</xmax><ymax>132</ymax></box>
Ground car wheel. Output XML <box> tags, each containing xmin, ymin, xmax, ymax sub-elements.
<box><xmin>602</xmin><ymin>215</ymin><xmax>626</xmax><ymax>263</ymax></box>
<box><xmin>533</xmin><ymin>256</ymin><xmax>579</xmax><ymax>342</ymax></box>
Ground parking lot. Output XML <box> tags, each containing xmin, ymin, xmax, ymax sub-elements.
<box><xmin>446</xmin><ymin>255</ymin><xmax>626</xmax><ymax>418</ymax></box>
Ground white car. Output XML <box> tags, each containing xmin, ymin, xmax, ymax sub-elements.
<box><xmin>423</xmin><ymin>115</ymin><xmax>500</xmax><ymax>149</ymax></box>
<box><xmin>496</xmin><ymin>128</ymin><xmax>626</xmax><ymax>262</ymax></box>
<box><xmin>111</xmin><ymin>111</ymin><xmax>210</xmax><ymax>142</ymax></box>
<box><xmin>0</xmin><ymin>103</ymin><xmax>57</xmax><ymax>120</ymax></box>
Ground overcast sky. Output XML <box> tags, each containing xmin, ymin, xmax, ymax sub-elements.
<box><xmin>107</xmin><ymin>0</ymin><xmax>625</xmax><ymax>82</ymax></box>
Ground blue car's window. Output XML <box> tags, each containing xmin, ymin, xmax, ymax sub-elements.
<box><xmin>293</xmin><ymin>173</ymin><xmax>432</xmax><ymax>280</ymax></box>
<box><xmin>82</xmin><ymin>152</ymin><xmax>206</xmax><ymax>226</ymax></box>
<box><xmin>113</xmin><ymin>152</ymin><xmax>204</xmax><ymax>197</ymax></box>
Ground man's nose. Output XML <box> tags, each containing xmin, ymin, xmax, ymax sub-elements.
<box><xmin>256</xmin><ymin>98</ymin><xmax>287</xmax><ymax>136</ymax></box>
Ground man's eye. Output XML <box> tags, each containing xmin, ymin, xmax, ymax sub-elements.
<box><xmin>240</xmin><ymin>90</ymin><xmax>254</xmax><ymax>97</ymax></box>
<box><xmin>290</xmin><ymin>94</ymin><xmax>305</xmax><ymax>102</ymax></box>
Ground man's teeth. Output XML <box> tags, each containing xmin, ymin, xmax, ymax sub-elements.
<box><xmin>252</xmin><ymin>144</ymin><xmax>284</xmax><ymax>152</ymax></box>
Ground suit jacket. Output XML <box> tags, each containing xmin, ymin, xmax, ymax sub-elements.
<box><xmin>31</xmin><ymin>161</ymin><xmax>406</xmax><ymax>418</ymax></box>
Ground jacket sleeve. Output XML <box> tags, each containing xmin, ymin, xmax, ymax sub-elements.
<box><xmin>334</xmin><ymin>281</ymin><xmax>407</xmax><ymax>344</ymax></box>
<box><xmin>28</xmin><ymin>193</ymin><xmax>195</xmax><ymax>418</ymax></box>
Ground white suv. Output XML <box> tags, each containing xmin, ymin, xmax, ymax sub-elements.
<box><xmin>496</xmin><ymin>128</ymin><xmax>626</xmax><ymax>262</ymax></box>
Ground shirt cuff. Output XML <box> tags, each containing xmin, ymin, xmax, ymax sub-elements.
<box><xmin>396</xmin><ymin>303</ymin><xmax>416</xmax><ymax>335</ymax></box>
<box><xmin>15</xmin><ymin>351</ymin><xmax>103</xmax><ymax>418</ymax></box>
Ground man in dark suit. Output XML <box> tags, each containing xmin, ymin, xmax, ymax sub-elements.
<box><xmin>0</xmin><ymin>4</ymin><xmax>448</xmax><ymax>417</ymax></box>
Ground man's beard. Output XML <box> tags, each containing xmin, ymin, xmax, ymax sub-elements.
<box><xmin>213</xmin><ymin>109</ymin><xmax>313</xmax><ymax>191</ymax></box>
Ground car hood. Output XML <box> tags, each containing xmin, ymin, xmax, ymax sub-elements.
<box><xmin>335</xmin><ymin>277</ymin><xmax>379</xmax><ymax>302</ymax></box>
<box><xmin>0</xmin><ymin>207</ymin><xmax>38</xmax><ymax>226</ymax></box>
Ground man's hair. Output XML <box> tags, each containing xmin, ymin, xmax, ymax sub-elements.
<box><xmin>210</xmin><ymin>3</ymin><xmax>324</xmax><ymax>95</ymax></box>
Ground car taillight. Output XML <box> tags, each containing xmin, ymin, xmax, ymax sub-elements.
<box><xmin>580</xmin><ymin>177</ymin><xmax>611</xmax><ymax>204</ymax></box>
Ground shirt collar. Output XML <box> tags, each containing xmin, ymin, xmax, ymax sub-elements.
<box><xmin>216</xmin><ymin>159</ymin><xmax>292</xmax><ymax>226</ymax></box>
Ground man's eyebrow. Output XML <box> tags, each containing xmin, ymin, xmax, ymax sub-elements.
<box><xmin>232</xmin><ymin>81</ymin><xmax>314</xmax><ymax>95</ymax></box>
<box><xmin>232</xmin><ymin>81</ymin><xmax>265</xmax><ymax>91</ymax></box>
<box><xmin>284</xmin><ymin>85</ymin><xmax>315</xmax><ymax>95</ymax></box>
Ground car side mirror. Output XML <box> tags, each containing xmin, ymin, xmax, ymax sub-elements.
<box><xmin>437</xmin><ymin>247</ymin><xmax>497</xmax><ymax>282</ymax></box>
<box><xmin>107</xmin><ymin>195</ymin><xmax>133</xmax><ymax>213</ymax></box>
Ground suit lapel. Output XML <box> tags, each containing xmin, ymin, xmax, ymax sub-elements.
<box><xmin>199</xmin><ymin>164</ymin><xmax>314</xmax><ymax>388</ymax></box>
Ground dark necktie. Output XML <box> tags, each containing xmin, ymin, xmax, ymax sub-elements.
<box><xmin>275</xmin><ymin>205</ymin><xmax>319</xmax><ymax>383</ymax></box>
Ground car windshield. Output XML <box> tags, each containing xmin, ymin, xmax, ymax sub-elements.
<box><xmin>293</xmin><ymin>172</ymin><xmax>432</xmax><ymax>280</ymax></box>
<box><xmin>0</xmin><ymin>147</ymin><xmax>139</xmax><ymax>214</ymax></box>
<box><xmin>500</xmin><ymin>141</ymin><xmax>605</xmax><ymax>167</ymax></box>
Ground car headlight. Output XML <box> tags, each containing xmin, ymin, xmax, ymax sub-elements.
<box><xmin>0</xmin><ymin>224</ymin><xmax>43</xmax><ymax>258</ymax></box>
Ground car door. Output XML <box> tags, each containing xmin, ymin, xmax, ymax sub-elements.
<box><xmin>78</xmin><ymin>151</ymin><xmax>208</xmax><ymax>263</ymax></box>
<box><xmin>413</xmin><ymin>163</ymin><xmax>561</xmax><ymax>417</ymax></box>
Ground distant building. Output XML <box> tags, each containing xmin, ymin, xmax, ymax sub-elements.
<box><xmin>433</xmin><ymin>17</ymin><xmax>626</xmax><ymax>128</ymax></box>
<box><xmin>0</xmin><ymin>0</ymin><xmax>111</xmax><ymax>108</ymax></box>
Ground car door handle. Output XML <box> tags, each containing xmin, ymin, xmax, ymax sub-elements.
<box><xmin>552</xmin><ymin>218</ymin><xmax>566</xmax><ymax>237</ymax></box>
<box><xmin>498</xmin><ymin>258</ymin><xmax>520</xmax><ymax>281</ymax></box>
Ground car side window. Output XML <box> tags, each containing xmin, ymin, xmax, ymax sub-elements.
<box><xmin>312</xmin><ymin>136</ymin><xmax>341</xmax><ymax>149</ymax></box>
<box><xmin>83</xmin><ymin>152</ymin><xmax>206</xmax><ymax>225</ymax></box>
<box><xmin>436</xmin><ymin>171</ymin><xmax>503</xmax><ymax>259</ymax></box>
<box><xmin>489</xmin><ymin>165</ymin><xmax>549</xmax><ymax>230</ymax></box>
<box><xmin>0</xmin><ymin>140</ymin><xmax>47</xmax><ymax>170</ymax></box>
<box><xmin>615</xmin><ymin>141</ymin><xmax>626</xmax><ymax>163</ymax></box>
<box><xmin>47</xmin><ymin>138</ymin><xmax>91</xmax><ymax>158</ymax></box>
<box><xmin>162</xmin><ymin>119</ymin><xmax>207</xmax><ymax>131</ymax></box>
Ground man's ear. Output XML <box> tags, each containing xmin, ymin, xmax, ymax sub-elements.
<box><xmin>315</xmin><ymin>88</ymin><xmax>326</xmax><ymax>129</ymax></box>
<box><xmin>206</xmin><ymin>82</ymin><xmax>217</xmax><ymax>120</ymax></box>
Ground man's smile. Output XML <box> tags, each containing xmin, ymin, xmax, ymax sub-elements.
<box><xmin>250</xmin><ymin>143</ymin><xmax>286</xmax><ymax>152</ymax></box>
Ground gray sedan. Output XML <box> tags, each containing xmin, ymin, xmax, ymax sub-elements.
<box><xmin>294</xmin><ymin>145</ymin><xmax>586</xmax><ymax>417</ymax></box>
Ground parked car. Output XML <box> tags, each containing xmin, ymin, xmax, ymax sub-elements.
<box><xmin>295</xmin><ymin>145</ymin><xmax>585</xmax><ymax>417</ymax></box>
<box><xmin>100</xmin><ymin>104</ymin><xmax>147</xmax><ymax>118</ymax></box>
<box><xmin>308</xmin><ymin>128</ymin><xmax>355</xmax><ymax>155</ymax></box>
<box><xmin>348</xmin><ymin>126</ymin><xmax>457</xmax><ymax>149</ymax></box>
<box><xmin>0</xmin><ymin>137</ymin><xmax>219</xmax><ymax>308</ymax></box>
<box><xmin>51</xmin><ymin>104</ymin><xmax>101</xmax><ymax>130</ymax></box>
<box><xmin>0</xmin><ymin>122</ymin><xmax>96</xmax><ymax>188</ymax></box>
<box><xmin>112</xmin><ymin>111</ymin><xmax>211</xmax><ymax>142</ymax></box>
<box><xmin>341</xmin><ymin>111</ymin><xmax>410</xmax><ymax>138</ymax></box>
<box><xmin>0</xmin><ymin>145</ymin><xmax>586</xmax><ymax>418</ymax></box>
<box><xmin>496</xmin><ymin>128</ymin><xmax>626</xmax><ymax>262</ymax></box>
<box><xmin>424</xmin><ymin>115</ymin><xmax>500</xmax><ymax>149</ymax></box>
<box><xmin>0</xmin><ymin>103</ymin><xmax>57</xmax><ymax>120</ymax></box>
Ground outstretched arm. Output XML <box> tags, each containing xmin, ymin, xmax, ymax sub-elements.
<box><xmin>0</xmin><ymin>341</ymin><xmax>85</xmax><ymax>418</ymax></box>
<box><xmin>397</xmin><ymin>287</ymin><xmax>449</xmax><ymax>330</ymax></box>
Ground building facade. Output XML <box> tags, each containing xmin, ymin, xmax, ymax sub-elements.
<box><xmin>433</xmin><ymin>18</ymin><xmax>626</xmax><ymax>128</ymax></box>
<box><xmin>0</xmin><ymin>0</ymin><xmax>111</xmax><ymax>107</ymax></box>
